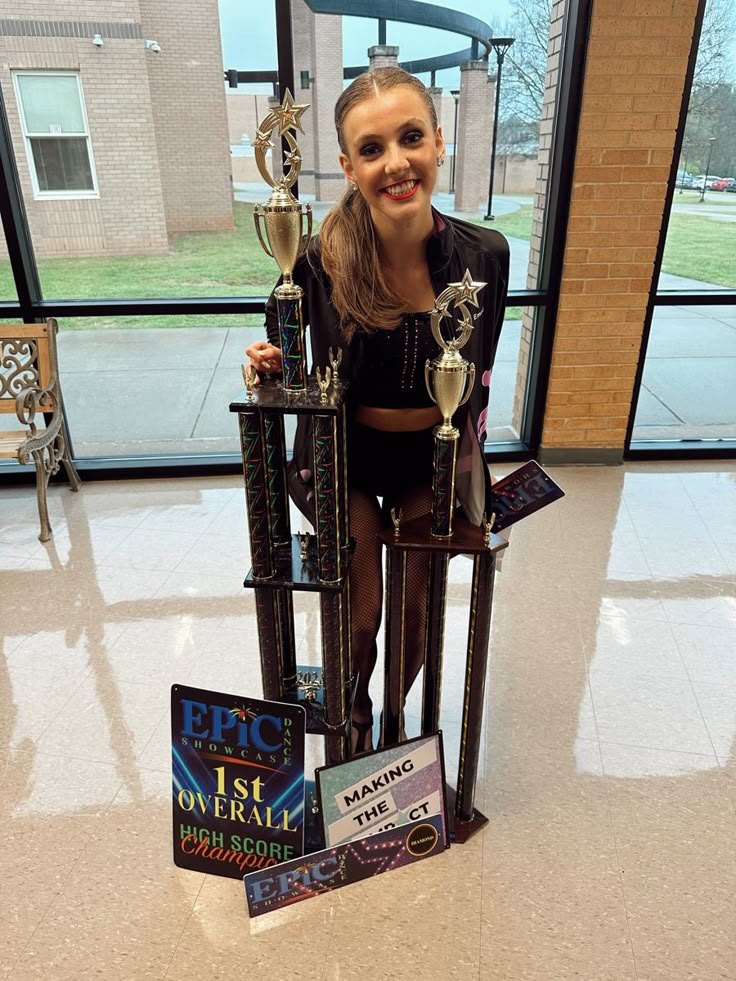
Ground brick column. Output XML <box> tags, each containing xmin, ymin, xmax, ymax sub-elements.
<box><xmin>454</xmin><ymin>60</ymin><xmax>492</xmax><ymax>212</ymax></box>
<box><xmin>429</xmin><ymin>85</ymin><xmax>448</xmax><ymax>192</ymax></box>
<box><xmin>428</xmin><ymin>86</ymin><xmax>443</xmax><ymax>129</ymax></box>
<box><xmin>312</xmin><ymin>12</ymin><xmax>345</xmax><ymax>201</ymax></box>
<box><xmin>291</xmin><ymin>0</ymin><xmax>316</xmax><ymax>195</ymax></box>
<box><xmin>368</xmin><ymin>45</ymin><xmax>399</xmax><ymax>69</ymax></box>
<box><xmin>539</xmin><ymin>0</ymin><xmax>699</xmax><ymax>463</ymax></box>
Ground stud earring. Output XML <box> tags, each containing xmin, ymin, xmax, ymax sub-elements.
<box><xmin>437</xmin><ymin>155</ymin><xmax>445</xmax><ymax>168</ymax></box>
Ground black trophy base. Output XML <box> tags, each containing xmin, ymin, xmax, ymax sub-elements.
<box><xmin>446</xmin><ymin>785</ymin><xmax>489</xmax><ymax>843</ymax></box>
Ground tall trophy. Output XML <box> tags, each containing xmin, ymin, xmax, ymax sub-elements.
<box><xmin>231</xmin><ymin>90</ymin><xmax>354</xmax><ymax>773</ymax></box>
<box><xmin>252</xmin><ymin>91</ymin><xmax>313</xmax><ymax>391</ymax></box>
<box><xmin>425</xmin><ymin>270</ymin><xmax>484</xmax><ymax>537</ymax></box>
<box><xmin>380</xmin><ymin>267</ymin><xmax>507</xmax><ymax>841</ymax></box>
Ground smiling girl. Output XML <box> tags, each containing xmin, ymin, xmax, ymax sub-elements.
<box><xmin>246</xmin><ymin>67</ymin><xmax>509</xmax><ymax>753</ymax></box>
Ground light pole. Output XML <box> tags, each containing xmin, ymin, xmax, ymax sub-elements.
<box><xmin>484</xmin><ymin>37</ymin><xmax>514</xmax><ymax>222</ymax></box>
<box><xmin>679</xmin><ymin>137</ymin><xmax>691</xmax><ymax>194</ymax></box>
<box><xmin>449</xmin><ymin>89</ymin><xmax>460</xmax><ymax>194</ymax></box>
<box><xmin>699</xmin><ymin>137</ymin><xmax>717</xmax><ymax>202</ymax></box>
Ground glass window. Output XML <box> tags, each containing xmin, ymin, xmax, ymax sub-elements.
<box><xmin>631</xmin><ymin>305</ymin><xmax>736</xmax><ymax>442</ymax></box>
<box><xmin>658</xmin><ymin>0</ymin><xmax>736</xmax><ymax>292</ymax></box>
<box><xmin>0</xmin><ymin>224</ymin><xmax>17</xmax><ymax>301</ymax></box>
<box><xmin>13</xmin><ymin>72</ymin><xmax>97</xmax><ymax>197</ymax></box>
<box><xmin>59</xmin><ymin>315</ymin><xmax>263</xmax><ymax>459</ymax></box>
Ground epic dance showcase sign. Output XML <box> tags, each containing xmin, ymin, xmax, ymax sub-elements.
<box><xmin>244</xmin><ymin>733</ymin><xmax>449</xmax><ymax>916</ymax></box>
<box><xmin>171</xmin><ymin>684</ymin><xmax>306</xmax><ymax>880</ymax></box>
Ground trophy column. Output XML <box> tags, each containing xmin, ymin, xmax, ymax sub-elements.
<box><xmin>238</xmin><ymin>407</ymin><xmax>280</xmax><ymax>699</ymax></box>
<box><xmin>232</xmin><ymin>91</ymin><xmax>354</xmax><ymax>770</ymax></box>
<box><xmin>262</xmin><ymin>410</ymin><xmax>297</xmax><ymax>691</ymax></box>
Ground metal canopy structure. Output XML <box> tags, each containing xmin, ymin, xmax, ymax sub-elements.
<box><xmin>226</xmin><ymin>1</ymin><xmax>494</xmax><ymax>89</ymax></box>
<box><xmin>306</xmin><ymin>0</ymin><xmax>493</xmax><ymax>75</ymax></box>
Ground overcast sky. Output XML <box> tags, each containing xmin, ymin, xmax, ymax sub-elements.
<box><xmin>217</xmin><ymin>0</ymin><xmax>514</xmax><ymax>91</ymax></box>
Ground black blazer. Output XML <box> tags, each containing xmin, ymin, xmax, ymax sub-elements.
<box><xmin>265</xmin><ymin>211</ymin><xmax>510</xmax><ymax>526</ymax></box>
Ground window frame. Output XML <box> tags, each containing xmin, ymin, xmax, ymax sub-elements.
<box><xmin>12</xmin><ymin>70</ymin><xmax>99</xmax><ymax>201</ymax></box>
<box><xmin>0</xmin><ymin>0</ymin><xmax>592</xmax><ymax>478</ymax></box>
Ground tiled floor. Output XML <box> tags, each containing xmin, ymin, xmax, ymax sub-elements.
<box><xmin>1</xmin><ymin>463</ymin><xmax>734</xmax><ymax>980</ymax></box>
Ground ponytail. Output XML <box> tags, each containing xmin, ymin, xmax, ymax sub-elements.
<box><xmin>319</xmin><ymin>186</ymin><xmax>404</xmax><ymax>339</ymax></box>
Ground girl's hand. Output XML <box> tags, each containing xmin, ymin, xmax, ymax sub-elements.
<box><xmin>245</xmin><ymin>340</ymin><xmax>283</xmax><ymax>376</ymax></box>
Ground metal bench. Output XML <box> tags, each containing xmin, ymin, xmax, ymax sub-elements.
<box><xmin>0</xmin><ymin>318</ymin><xmax>81</xmax><ymax>541</ymax></box>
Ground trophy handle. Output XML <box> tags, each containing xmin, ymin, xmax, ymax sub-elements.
<box><xmin>459</xmin><ymin>363</ymin><xmax>475</xmax><ymax>407</ymax></box>
<box><xmin>302</xmin><ymin>206</ymin><xmax>313</xmax><ymax>253</ymax></box>
<box><xmin>253</xmin><ymin>208</ymin><xmax>275</xmax><ymax>260</ymax></box>
<box><xmin>425</xmin><ymin>360</ymin><xmax>437</xmax><ymax>404</ymax></box>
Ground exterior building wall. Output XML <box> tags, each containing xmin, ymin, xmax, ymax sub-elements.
<box><xmin>428</xmin><ymin>85</ymin><xmax>443</xmax><ymax>132</ymax></box>
<box><xmin>227</xmin><ymin>93</ymin><xmax>279</xmax><ymax>185</ymax></box>
<box><xmin>291</xmin><ymin>0</ymin><xmax>316</xmax><ymax>195</ymax></box>
<box><xmin>539</xmin><ymin>0</ymin><xmax>698</xmax><ymax>460</ymax></box>
<box><xmin>0</xmin><ymin>0</ymin><xmax>232</xmax><ymax>258</ymax></box>
<box><xmin>139</xmin><ymin>0</ymin><xmax>232</xmax><ymax>236</ymax></box>
<box><xmin>311</xmin><ymin>12</ymin><xmax>345</xmax><ymax>201</ymax></box>
<box><xmin>0</xmin><ymin>3</ymin><xmax>168</xmax><ymax>257</ymax></box>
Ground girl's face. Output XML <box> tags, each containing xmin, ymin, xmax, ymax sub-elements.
<box><xmin>339</xmin><ymin>85</ymin><xmax>444</xmax><ymax>236</ymax></box>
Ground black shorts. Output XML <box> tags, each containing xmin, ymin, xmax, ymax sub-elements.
<box><xmin>347</xmin><ymin>421</ymin><xmax>435</xmax><ymax>502</ymax></box>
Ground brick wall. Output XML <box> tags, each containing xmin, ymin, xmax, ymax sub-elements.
<box><xmin>0</xmin><ymin>2</ymin><xmax>169</xmax><ymax>258</ymax></box>
<box><xmin>140</xmin><ymin>0</ymin><xmax>233</xmax><ymax>236</ymax></box>
<box><xmin>291</xmin><ymin>0</ymin><xmax>316</xmax><ymax>195</ymax></box>
<box><xmin>540</xmin><ymin>0</ymin><xmax>698</xmax><ymax>460</ymax></box>
<box><xmin>311</xmin><ymin>12</ymin><xmax>345</xmax><ymax>201</ymax></box>
<box><xmin>454</xmin><ymin>60</ymin><xmax>494</xmax><ymax>211</ymax></box>
<box><xmin>0</xmin><ymin>0</ymin><xmax>232</xmax><ymax>258</ymax></box>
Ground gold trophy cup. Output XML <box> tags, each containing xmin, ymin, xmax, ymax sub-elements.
<box><xmin>252</xmin><ymin>91</ymin><xmax>313</xmax><ymax>391</ymax></box>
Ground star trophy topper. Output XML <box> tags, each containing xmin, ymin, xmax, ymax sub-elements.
<box><xmin>251</xmin><ymin>90</ymin><xmax>313</xmax><ymax>391</ymax></box>
<box><xmin>425</xmin><ymin>270</ymin><xmax>485</xmax><ymax>538</ymax></box>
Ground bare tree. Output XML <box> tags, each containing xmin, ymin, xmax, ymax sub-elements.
<box><xmin>690</xmin><ymin>0</ymin><xmax>736</xmax><ymax>116</ymax></box>
<box><xmin>494</xmin><ymin>0</ymin><xmax>735</xmax><ymax>134</ymax></box>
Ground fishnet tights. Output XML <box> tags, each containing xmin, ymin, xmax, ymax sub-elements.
<box><xmin>349</xmin><ymin>483</ymin><xmax>433</xmax><ymax>724</ymax></box>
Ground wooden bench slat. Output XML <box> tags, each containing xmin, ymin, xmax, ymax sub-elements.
<box><xmin>0</xmin><ymin>430</ymin><xmax>46</xmax><ymax>456</ymax></box>
<box><xmin>0</xmin><ymin>323</ymin><xmax>50</xmax><ymax>339</ymax></box>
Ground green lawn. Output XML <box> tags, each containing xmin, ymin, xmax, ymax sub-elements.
<box><xmin>482</xmin><ymin>201</ymin><xmax>736</xmax><ymax>290</ymax></box>
<box><xmin>1</xmin><ymin>197</ymin><xmax>734</xmax><ymax>331</ymax></box>
<box><xmin>476</xmin><ymin>204</ymin><xmax>535</xmax><ymax>241</ymax></box>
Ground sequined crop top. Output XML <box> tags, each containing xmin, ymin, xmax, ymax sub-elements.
<box><xmin>353</xmin><ymin>313</ymin><xmax>441</xmax><ymax>409</ymax></box>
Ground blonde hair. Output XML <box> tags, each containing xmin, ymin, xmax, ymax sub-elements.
<box><xmin>319</xmin><ymin>68</ymin><xmax>439</xmax><ymax>338</ymax></box>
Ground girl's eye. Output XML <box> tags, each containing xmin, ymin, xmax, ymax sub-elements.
<box><xmin>359</xmin><ymin>143</ymin><xmax>381</xmax><ymax>157</ymax></box>
<box><xmin>404</xmin><ymin>130</ymin><xmax>424</xmax><ymax>144</ymax></box>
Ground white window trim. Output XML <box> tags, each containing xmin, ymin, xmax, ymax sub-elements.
<box><xmin>12</xmin><ymin>70</ymin><xmax>100</xmax><ymax>201</ymax></box>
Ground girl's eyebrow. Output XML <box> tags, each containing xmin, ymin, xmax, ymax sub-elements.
<box><xmin>352</xmin><ymin>117</ymin><xmax>426</xmax><ymax>147</ymax></box>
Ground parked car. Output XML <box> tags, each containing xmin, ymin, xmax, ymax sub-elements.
<box><xmin>727</xmin><ymin>179</ymin><xmax>736</xmax><ymax>193</ymax></box>
<box><xmin>706</xmin><ymin>177</ymin><xmax>724</xmax><ymax>189</ymax></box>
<box><xmin>711</xmin><ymin>178</ymin><xmax>730</xmax><ymax>190</ymax></box>
<box><xmin>676</xmin><ymin>174</ymin><xmax>695</xmax><ymax>189</ymax></box>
